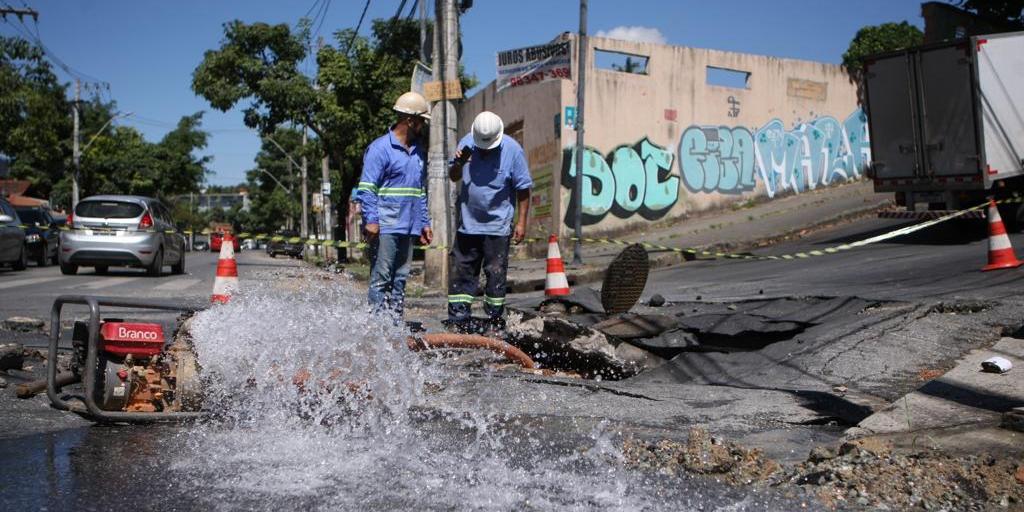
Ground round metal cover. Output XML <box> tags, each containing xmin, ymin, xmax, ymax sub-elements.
<box><xmin>601</xmin><ymin>244</ymin><xmax>649</xmax><ymax>315</ymax></box>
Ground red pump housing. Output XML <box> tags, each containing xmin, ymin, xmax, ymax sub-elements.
<box><xmin>99</xmin><ymin>322</ymin><xmax>165</xmax><ymax>357</ymax></box>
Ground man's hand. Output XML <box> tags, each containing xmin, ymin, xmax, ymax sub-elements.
<box><xmin>512</xmin><ymin>222</ymin><xmax>526</xmax><ymax>245</ymax></box>
<box><xmin>364</xmin><ymin>223</ymin><xmax>380</xmax><ymax>241</ymax></box>
<box><xmin>420</xmin><ymin>226</ymin><xmax>434</xmax><ymax>246</ymax></box>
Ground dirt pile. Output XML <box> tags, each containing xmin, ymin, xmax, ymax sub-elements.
<box><xmin>622</xmin><ymin>428</ymin><xmax>781</xmax><ymax>486</ymax></box>
<box><xmin>784</xmin><ymin>439</ymin><xmax>1023</xmax><ymax>510</ymax></box>
<box><xmin>624</xmin><ymin>432</ymin><xmax>1024</xmax><ymax>510</ymax></box>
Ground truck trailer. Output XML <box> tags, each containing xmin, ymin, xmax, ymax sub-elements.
<box><xmin>864</xmin><ymin>31</ymin><xmax>1024</xmax><ymax>223</ymax></box>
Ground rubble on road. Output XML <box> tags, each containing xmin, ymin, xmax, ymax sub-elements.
<box><xmin>623</xmin><ymin>429</ymin><xmax>1024</xmax><ymax>510</ymax></box>
<box><xmin>1</xmin><ymin>316</ymin><xmax>44</xmax><ymax>333</ymax></box>
<box><xmin>0</xmin><ymin>343</ymin><xmax>26</xmax><ymax>371</ymax></box>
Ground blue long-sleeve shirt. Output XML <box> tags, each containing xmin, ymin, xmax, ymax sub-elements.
<box><xmin>355</xmin><ymin>130</ymin><xmax>431</xmax><ymax>235</ymax></box>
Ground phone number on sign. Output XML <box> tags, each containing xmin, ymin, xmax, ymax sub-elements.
<box><xmin>509</xmin><ymin>67</ymin><xmax>570</xmax><ymax>87</ymax></box>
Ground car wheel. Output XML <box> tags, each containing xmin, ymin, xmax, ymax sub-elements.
<box><xmin>13</xmin><ymin>245</ymin><xmax>27</xmax><ymax>271</ymax></box>
<box><xmin>36</xmin><ymin>242</ymin><xmax>50</xmax><ymax>267</ymax></box>
<box><xmin>268</xmin><ymin>252</ymin><xmax>276</xmax><ymax>258</ymax></box>
<box><xmin>95</xmin><ymin>266</ymin><xmax>109</xmax><ymax>275</ymax></box>
<box><xmin>60</xmin><ymin>262</ymin><xmax>78</xmax><ymax>275</ymax></box>
<box><xmin>147</xmin><ymin>248</ymin><xmax>163</xmax><ymax>277</ymax></box>
<box><xmin>171</xmin><ymin>251</ymin><xmax>185</xmax><ymax>275</ymax></box>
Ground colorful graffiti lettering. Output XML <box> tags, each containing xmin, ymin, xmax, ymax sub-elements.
<box><xmin>680</xmin><ymin>109</ymin><xmax>870</xmax><ymax>197</ymax></box>
<box><xmin>561</xmin><ymin>109</ymin><xmax>870</xmax><ymax>226</ymax></box>
<box><xmin>561</xmin><ymin>137</ymin><xmax>677</xmax><ymax>225</ymax></box>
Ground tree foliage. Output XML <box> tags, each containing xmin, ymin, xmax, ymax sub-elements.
<box><xmin>192</xmin><ymin>17</ymin><xmax>477</xmax><ymax>216</ymax></box>
<box><xmin>956</xmin><ymin>0</ymin><xmax>1024</xmax><ymax>27</ymax></box>
<box><xmin>1</xmin><ymin>35</ymin><xmax>210</xmax><ymax>211</ymax></box>
<box><xmin>843</xmin><ymin>22</ymin><xmax>924</xmax><ymax>73</ymax></box>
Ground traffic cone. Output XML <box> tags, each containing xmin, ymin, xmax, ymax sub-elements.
<box><xmin>982</xmin><ymin>200</ymin><xmax>1023</xmax><ymax>272</ymax></box>
<box><xmin>211</xmin><ymin>234</ymin><xmax>239</xmax><ymax>303</ymax></box>
<box><xmin>545</xmin><ymin>235</ymin><xmax>570</xmax><ymax>296</ymax></box>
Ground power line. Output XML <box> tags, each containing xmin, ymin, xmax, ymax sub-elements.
<box><xmin>311</xmin><ymin>0</ymin><xmax>331</xmax><ymax>44</ymax></box>
<box><xmin>393</xmin><ymin>0</ymin><xmax>408</xmax><ymax>20</ymax></box>
<box><xmin>406</xmin><ymin>0</ymin><xmax>419</xmax><ymax>20</ymax></box>
<box><xmin>345</xmin><ymin>0</ymin><xmax>371</xmax><ymax>52</ymax></box>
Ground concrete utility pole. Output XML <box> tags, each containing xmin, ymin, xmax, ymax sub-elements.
<box><xmin>301</xmin><ymin>128</ymin><xmax>309</xmax><ymax>238</ymax></box>
<box><xmin>321</xmin><ymin>155</ymin><xmax>332</xmax><ymax>259</ymax></box>
<box><xmin>72</xmin><ymin>79</ymin><xmax>81</xmax><ymax>209</ymax></box>
<box><xmin>425</xmin><ymin>0</ymin><xmax>459</xmax><ymax>288</ymax></box>
<box><xmin>572</xmin><ymin>0</ymin><xmax>588</xmax><ymax>265</ymax></box>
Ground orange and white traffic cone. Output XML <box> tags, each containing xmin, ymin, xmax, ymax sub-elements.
<box><xmin>982</xmin><ymin>200</ymin><xmax>1023</xmax><ymax>272</ymax></box>
<box><xmin>545</xmin><ymin>234</ymin><xmax>570</xmax><ymax>296</ymax></box>
<box><xmin>211</xmin><ymin>234</ymin><xmax>240</xmax><ymax>303</ymax></box>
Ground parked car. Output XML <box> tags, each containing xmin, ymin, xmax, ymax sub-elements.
<box><xmin>192</xmin><ymin>239</ymin><xmax>209</xmax><ymax>251</ymax></box>
<box><xmin>241</xmin><ymin>238</ymin><xmax>256</xmax><ymax>250</ymax></box>
<box><xmin>59</xmin><ymin>195</ymin><xmax>186</xmax><ymax>276</ymax></box>
<box><xmin>266</xmin><ymin>230</ymin><xmax>304</xmax><ymax>259</ymax></box>
<box><xmin>210</xmin><ymin>231</ymin><xmax>240</xmax><ymax>253</ymax></box>
<box><xmin>15</xmin><ymin>206</ymin><xmax>60</xmax><ymax>267</ymax></box>
<box><xmin>0</xmin><ymin>199</ymin><xmax>27</xmax><ymax>271</ymax></box>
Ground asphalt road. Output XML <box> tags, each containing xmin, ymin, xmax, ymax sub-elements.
<box><xmin>0</xmin><ymin>248</ymin><xmax>305</xmax><ymax>321</ymax></box>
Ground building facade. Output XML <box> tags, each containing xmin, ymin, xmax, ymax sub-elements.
<box><xmin>458</xmin><ymin>33</ymin><xmax>869</xmax><ymax>251</ymax></box>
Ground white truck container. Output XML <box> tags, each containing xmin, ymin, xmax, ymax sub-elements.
<box><xmin>864</xmin><ymin>31</ymin><xmax>1024</xmax><ymax>221</ymax></box>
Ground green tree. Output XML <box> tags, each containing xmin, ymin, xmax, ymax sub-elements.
<box><xmin>0</xmin><ymin>35</ymin><xmax>71</xmax><ymax>198</ymax></box>
<box><xmin>193</xmin><ymin>17</ymin><xmax>476</xmax><ymax>221</ymax></box>
<box><xmin>243</xmin><ymin>126</ymin><xmax>312</xmax><ymax>233</ymax></box>
<box><xmin>843</xmin><ymin>22</ymin><xmax>924</xmax><ymax>73</ymax></box>
<box><xmin>956</xmin><ymin>0</ymin><xmax>1024</xmax><ymax>27</ymax></box>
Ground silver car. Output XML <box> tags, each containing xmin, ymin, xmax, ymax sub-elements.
<box><xmin>59</xmin><ymin>195</ymin><xmax>186</xmax><ymax>276</ymax></box>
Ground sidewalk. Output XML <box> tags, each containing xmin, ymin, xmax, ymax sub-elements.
<box><xmin>507</xmin><ymin>180</ymin><xmax>893</xmax><ymax>292</ymax></box>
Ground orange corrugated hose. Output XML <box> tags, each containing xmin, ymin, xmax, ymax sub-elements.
<box><xmin>407</xmin><ymin>333</ymin><xmax>536</xmax><ymax>369</ymax></box>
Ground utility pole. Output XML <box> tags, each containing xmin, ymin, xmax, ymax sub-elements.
<box><xmin>425</xmin><ymin>0</ymin><xmax>459</xmax><ymax>288</ymax></box>
<box><xmin>572</xmin><ymin>0</ymin><xmax>588</xmax><ymax>265</ymax></box>
<box><xmin>301</xmin><ymin>128</ymin><xmax>309</xmax><ymax>239</ymax></box>
<box><xmin>72</xmin><ymin>79</ymin><xmax>81</xmax><ymax>209</ymax></box>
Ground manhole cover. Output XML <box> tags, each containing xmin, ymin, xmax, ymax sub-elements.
<box><xmin>601</xmin><ymin>244</ymin><xmax>649</xmax><ymax>315</ymax></box>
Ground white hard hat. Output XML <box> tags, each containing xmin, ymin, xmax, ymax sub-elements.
<box><xmin>393</xmin><ymin>91</ymin><xmax>431</xmax><ymax>121</ymax></box>
<box><xmin>472</xmin><ymin>111</ymin><xmax>504</xmax><ymax>150</ymax></box>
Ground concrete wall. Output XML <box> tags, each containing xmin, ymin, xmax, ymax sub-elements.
<box><xmin>459</xmin><ymin>33</ymin><xmax>870</xmax><ymax>243</ymax></box>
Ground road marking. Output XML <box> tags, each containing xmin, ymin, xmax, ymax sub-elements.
<box><xmin>153</xmin><ymin>278</ymin><xmax>202</xmax><ymax>291</ymax></box>
<box><xmin>0</xmin><ymin>276</ymin><xmax>65</xmax><ymax>290</ymax></box>
<box><xmin>72</xmin><ymin>277</ymin><xmax>144</xmax><ymax>290</ymax></box>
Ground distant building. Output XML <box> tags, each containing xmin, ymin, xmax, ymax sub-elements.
<box><xmin>459</xmin><ymin>33</ymin><xmax>867</xmax><ymax>246</ymax></box>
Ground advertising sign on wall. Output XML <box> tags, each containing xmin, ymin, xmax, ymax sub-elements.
<box><xmin>496</xmin><ymin>40</ymin><xmax>572</xmax><ymax>92</ymax></box>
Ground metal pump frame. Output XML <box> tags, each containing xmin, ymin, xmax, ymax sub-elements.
<box><xmin>47</xmin><ymin>295</ymin><xmax>207</xmax><ymax>422</ymax></box>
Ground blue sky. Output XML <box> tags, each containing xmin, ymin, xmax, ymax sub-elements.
<box><xmin>2</xmin><ymin>0</ymin><xmax>925</xmax><ymax>185</ymax></box>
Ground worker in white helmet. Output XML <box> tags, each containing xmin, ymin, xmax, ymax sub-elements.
<box><xmin>354</xmin><ymin>91</ymin><xmax>433</xmax><ymax>318</ymax></box>
<box><xmin>446</xmin><ymin>111</ymin><xmax>532</xmax><ymax>331</ymax></box>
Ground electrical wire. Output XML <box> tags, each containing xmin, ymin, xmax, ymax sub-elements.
<box><xmin>345</xmin><ymin>0</ymin><xmax>371</xmax><ymax>53</ymax></box>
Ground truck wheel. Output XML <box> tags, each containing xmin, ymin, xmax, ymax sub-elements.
<box><xmin>997</xmin><ymin>202</ymin><xmax>1023</xmax><ymax>233</ymax></box>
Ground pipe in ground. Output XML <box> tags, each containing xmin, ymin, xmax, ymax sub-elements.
<box><xmin>408</xmin><ymin>333</ymin><xmax>536</xmax><ymax>369</ymax></box>
<box><xmin>17</xmin><ymin>372</ymin><xmax>80</xmax><ymax>399</ymax></box>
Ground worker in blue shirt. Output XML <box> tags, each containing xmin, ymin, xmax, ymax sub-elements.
<box><xmin>447</xmin><ymin>111</ymin><xmax>532</xmax><ymax>330</ymax></box>
<box><xmin>355</xmin><ymin>91</ymin><xmax>433</xmax><ymax>318</ymax></box>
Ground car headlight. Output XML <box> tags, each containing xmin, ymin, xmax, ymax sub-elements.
<box><xmin>26</xmin><ymin>234</ymin><xmax>41</xmax><ymax>243</ymax></box>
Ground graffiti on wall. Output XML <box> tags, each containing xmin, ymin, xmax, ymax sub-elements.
<box><xmin>680</xmin><ymin>109</ymin><xmax>870</xmax><ymax>197</ymax></box>
<box><xmin>561</xmin><ymin>138</ymin><xmax>678</xmax><ymax>225</ymax></box>
<box><xmin>563</xmin><ymin>109</ymin><xmax>870</xmax><ymax>226</ymax></box>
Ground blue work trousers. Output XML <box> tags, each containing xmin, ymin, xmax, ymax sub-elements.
<box><xmin>367</xmin><ymin>233</ymin><xmax>415</xmax><ymax>318</ymax></box>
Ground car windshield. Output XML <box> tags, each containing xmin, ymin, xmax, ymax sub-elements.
<box><xmin>76</xmin><ymin>201</ymin><xmax>144</xmax><ymax>219</ymax></box>
<box><xmin>15</xmin><ymin>209</ymin><xmax>45</xmax><ymax>225</ymax></box>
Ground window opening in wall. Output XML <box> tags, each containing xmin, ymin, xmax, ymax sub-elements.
<box><xmin>505</xmin><ymin>120</ymin><xmax>525</xmax><ymax>147</ymax></box>
<box><xmin>595</xmin><ymin>49</ymin><xmax>649</xmax><ymax>75</ymax></box>
<box><xmin>706</xmin><ymin>66</ymin><xmax>750</xmax><ymax>89</ymax></box>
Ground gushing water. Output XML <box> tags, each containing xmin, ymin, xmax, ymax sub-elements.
<box><xmin>165</xmin><ymin>278</ymin><xmax>790</xmax><ymax>511</ymax></box>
